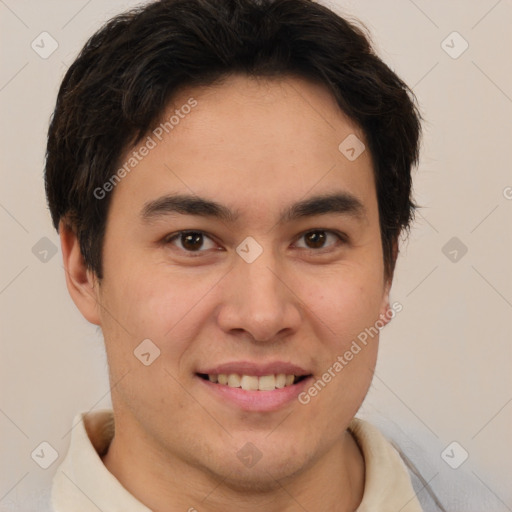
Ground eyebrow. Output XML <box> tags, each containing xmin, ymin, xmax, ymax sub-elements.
<box><xmin>140</xmin><ymin>192</ymin><xmax>366</xmax><ymax>224</ymax></box>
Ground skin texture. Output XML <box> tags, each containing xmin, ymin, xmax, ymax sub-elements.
<box><xmin>61</xmin><ymin>75</ymin><xmax>394</xmax><ymax>512</ymax></box>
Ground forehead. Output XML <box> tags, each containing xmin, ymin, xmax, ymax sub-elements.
<box><xmin>110</xmin><ymin>74</ymin><xmax>376</xmax><ymax>220</ymax></box>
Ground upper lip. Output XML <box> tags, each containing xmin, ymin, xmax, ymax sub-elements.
<box><xmin>197</xmin><ymin>361</ymin><xmax>311</xmax><ymax>377</ymax></box>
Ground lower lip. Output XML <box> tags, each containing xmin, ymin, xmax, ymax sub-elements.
<box><xmin>196</xmin><ymin>375</ymin><xmax>312</xmax><ymax>412</ymax></box>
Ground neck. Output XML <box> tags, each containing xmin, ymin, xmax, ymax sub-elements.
<box><xmin>102</xmin><ymin>417</ymin><xmax>365</xmax><ymax>512</ymax></box>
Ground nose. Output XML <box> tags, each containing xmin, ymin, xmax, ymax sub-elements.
<box><xmin>216</xmin><ymin>251</ymin><xmax>302</xmax><ymax>343</ymax></box>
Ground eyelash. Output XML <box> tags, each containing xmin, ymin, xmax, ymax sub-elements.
<box><xmin>163</xmin><ymin>229</ymin><xmax>347</xmax><ymax>255</ymax></box>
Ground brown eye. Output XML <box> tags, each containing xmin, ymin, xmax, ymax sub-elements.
<box><xmin>166</xmin><ymin>231</ymin><xmax>217</xmax><ymax>252</ymax></box>
<box><xmin>304</xmin><ymin>231</ymin><xmax>327</xmax><ymax>248</ymax></box>
<box><xmin>295</xmin><ymin>230</ymin><xmax>344</xmax><ymax>250</ymax></box>
<box><xmin>181</xmin><ymin>232</ymin><xmax>204</xmax><ymax>251</ymax></box>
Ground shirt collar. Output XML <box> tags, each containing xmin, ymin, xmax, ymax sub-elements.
<box><xmin>52</xmin><ymin>410</ymin><xmax>151</xmax><ymax>511</ymax></box>
<box><xmin>349</xmin><ymin>418</ymin><xmax>423</xmax><ymax>512</ymax></box>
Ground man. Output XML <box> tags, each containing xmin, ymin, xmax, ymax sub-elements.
<box><xmin>45</xmin><ymin>0</ymin><xmax>432</xmax><ymax>510</ymax></box>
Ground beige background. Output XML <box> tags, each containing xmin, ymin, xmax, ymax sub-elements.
<box><xmin>1</xmin><ymin>0</ymin><xmax>511</xmax><ymax>510</ymax></box>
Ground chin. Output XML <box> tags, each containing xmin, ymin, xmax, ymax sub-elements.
<box><xmin>203</xmin><ymin>442</ymin><xmax>313</xmax><ymax>493</ymax></box>
<box><xmin>216</xmin><ymin>462</ymin><xmax>305</xmax><ymax>494</ymax></box>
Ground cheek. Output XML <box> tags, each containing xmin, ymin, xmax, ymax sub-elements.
<box><xmin>298</xmin><ymin>273</ymin><xmax>383</xmax><ymax>422</ymax></box>
<box><xmin>301</xmin><ymin>266</ymin><xmax>386</xmax><ymax>347</ymax></box>
<box><xmin>101</xmin><ymin>267</ymin><xmax>220</xmax><ymax>360</ymax></box>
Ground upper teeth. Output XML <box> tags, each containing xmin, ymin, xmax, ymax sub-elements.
<box><xmin>208</xmin><ymin>373</ymin><xmax>296</xmax><ymax>391</ymax></box>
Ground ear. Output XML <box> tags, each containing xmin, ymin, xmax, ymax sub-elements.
<box><xmin>378</xmin><ymin>237</ymin><xmax>399</xmax><ymax>327</ymax></box>
<box><xmin>59</xmin><ymin>220</ymin><xmax>101</xmax><ymax>325</ymax></box>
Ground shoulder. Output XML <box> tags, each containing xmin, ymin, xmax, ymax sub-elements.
<box><xmin>358</xmin><ymin>412</ymin><xmax>500</xmax><ymax>512</ymax></box>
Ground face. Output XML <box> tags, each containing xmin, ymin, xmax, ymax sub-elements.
<box><xmin>73</xmin><ymin>75</ymin><xmax>392</xmax><ymax>490</ymax></box>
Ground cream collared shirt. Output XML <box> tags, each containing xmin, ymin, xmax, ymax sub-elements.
<box><xmin>51</xmin><ymin>410</ymin><xmax>423</xmax><ymax>511</ymax></box>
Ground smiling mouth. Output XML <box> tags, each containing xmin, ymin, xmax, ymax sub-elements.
<box><xmin>197</xmin><ymin>373</ymin><xmax>310</xmax><ymax>391</ymax></box>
